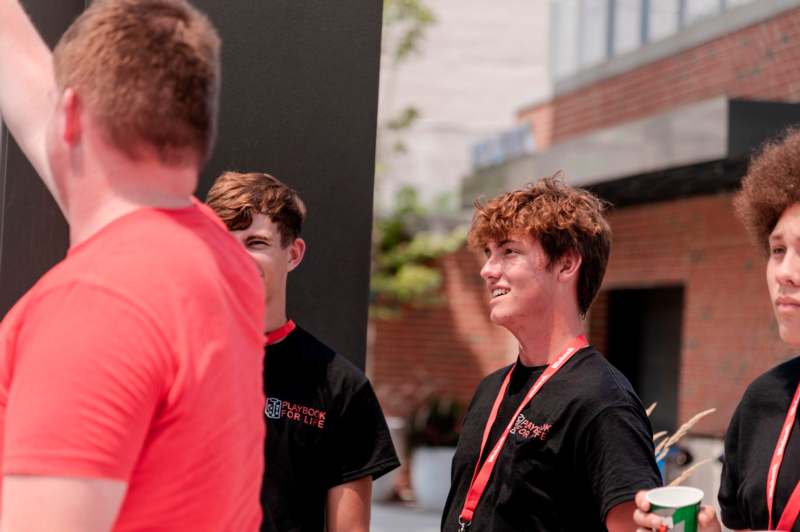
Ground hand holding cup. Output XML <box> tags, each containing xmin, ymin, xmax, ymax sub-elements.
<box><xmin>633</xmin><ymin>488</ymin><xmax>722</xmax><ymax>532</ymax></box>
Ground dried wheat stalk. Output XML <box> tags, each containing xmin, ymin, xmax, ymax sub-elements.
<box><xmin>668</xmin><ymin>458</ymin><xmax>714</xmax><ymax>487</ymax></box>
<box><xmin>654</xmin><ymin>437</ymin><xmax>668</xmax><ymax>458</ymax></box>
<box><xmin>645</xmin><ymin>402</ymin><xmax>658</xmax><ymax>417</ymax></box>
<box><xmin>656</xmin><ymin>408</ymin><xmax>716</xmax><ymax>462</ymax></box>
<box><xmin>652</xmin><ymin>430</ymin><xmax>668</xmax><ymax>443</ymax></box>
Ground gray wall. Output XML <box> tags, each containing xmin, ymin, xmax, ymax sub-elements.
<box><xmin>0</xmin><ymin>1</ymin><xmax>382</xmax><ymax>369</ymax></box>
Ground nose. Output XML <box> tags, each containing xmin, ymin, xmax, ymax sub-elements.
<box><xmin>480</xmin><ymin>254</ymin><xmax>500</xmax><ymax>282</ymax></box>
<box><xmin>776</xmin><ymin>248</ymin><xmax>800</xmax><ymax>288</ymax></box>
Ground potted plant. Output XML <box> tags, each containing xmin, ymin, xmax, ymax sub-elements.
<box><xmin>408</xmin><ymin>396</ymin><xmax>463</xmax><ymax>512</ymax></box>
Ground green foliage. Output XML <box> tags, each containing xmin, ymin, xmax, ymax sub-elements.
<box><xmin>407</xmin><ymin>396</ymin><xmax>464</xmax><ymax>448</ymax></box>
<box><xmin>383</xmin><ymin>0</ymin><xmax>436</xmax><ymax>65</ymax></box>
<box><xmin>370</xmin><ymin>186</ymin><xmax>467</xmax><ymax>315</ymax></box>
<box><xmin>378</xmin><ymin>230</ymin><xmax>466</xmax><ymax>272</ymax></box>
<box><xmin>387</xmin><ymin>106</ymin><xmax>420</xmax><ymax>130</ymax></box>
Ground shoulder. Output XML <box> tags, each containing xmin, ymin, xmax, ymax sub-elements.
<box><xmin>65</xmin><ymin>206</ymin><xmax>261</xmax><ymax>314</ymax></box>
<box><xmin>470</xmin><ymin>363</ymin><xmax>514</xmax><ymax>403</ymax></box>
<box><xmin>737</xmin><ymin>355</ymin><xmax>800</xmax><ymax>412</ymax></box>
<box><xmin>23</xmin><ymin>279</ymin><xmax>158</xmax><ymax>329</ymax></box>
<box><xmin>288</xmin><ymin>326</ymin><xmax>369</xmax><ymax>391</ymax></box>
<box><xmin>565</xmin><ymin>347</ymin><xmax>641</xmax><ymax>407</ymax></box>
<box><xmin>73</xmin><ymin>204</ymin><xmax>253</xmax><ymax>276</ymax></box>
<box><xmin>482</xmin><ymin>363</ymin><xmax>514</xmax><ymax>384</ymax></box>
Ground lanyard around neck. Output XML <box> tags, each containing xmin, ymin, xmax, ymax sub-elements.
<box><xmin>265</xmin><ymin>319</ymin><xmax>296</xmax><ymax>346</ymax></box>
<box><xmin>767</xmin><ymin>379</ymin><xmax>800</xmax><ymax>531</ymax></box>
<box><xmin>457</xmin><ymin>335</ymin><xmax>589</xmax><ymax>531</ymax></box>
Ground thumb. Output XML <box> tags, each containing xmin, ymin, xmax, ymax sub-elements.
<box><xmin>697</xmin><ymin>505</ymin><xmax>721</xmax><ymax>532</ymax></box>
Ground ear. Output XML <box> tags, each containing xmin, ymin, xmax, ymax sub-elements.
<box><xmin>60</xmin><ymin>88</ymin><xmax>82</xmax><ymax>145</ymax></box>
<box><xmin>556</xmin><ymin>249</ymin><xmax>582</xmax><ymax>283</ymax></box>
<box><xmin>287</xmin><ymin>238</ymin><xmax>306</xmax><ymax>272</ymax></box>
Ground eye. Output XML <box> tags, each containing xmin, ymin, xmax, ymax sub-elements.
<box><xmin>770</xmin><ymin>245</ymin><xmax>786</xmax><ymax>257</ymax></box>
<box><xmin>247</xmin><ymin>239</ymin><xmax>270</xmax><ymax>249</ymax></box>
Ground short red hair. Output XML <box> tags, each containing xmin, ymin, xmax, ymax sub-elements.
<box><xmin>469</xmin><ymin>176</ymin><xmax>611</xmax><ymax>315</ymax></box>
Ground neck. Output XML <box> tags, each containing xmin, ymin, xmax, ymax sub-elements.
<box><xmin>68</xmin><ymin>190</ymin><xmax>193</xmax><ymax>245</ymax></box>
<box><xmin>63</xmin><ymin>141</ymin><xmax>197</xmax><ymax>246</ymax></box>
<box><xmin>512</xmin><ymin>310</ymin><xmax>585</xmax><ymax>367</ymax></box>
<box><xmin>264</xmin><ymin>293</ymin><xmax>288</xmax><ymax>333</ymax></box>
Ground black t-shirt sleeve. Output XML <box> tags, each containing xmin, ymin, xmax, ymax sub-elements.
<box><xmin>325</xmin><ymin>380</ymin><xmax>400</xmax><ymax>488</ymax></box>
<box><xmin>580</xmin><ymin>403</ymin><xmax>663</xmax><ymax>522</ymax></box>
<box><xmin>719</xmin><ymin>402</ymin><xmax>747</xmax><ymax>529</ymax></box>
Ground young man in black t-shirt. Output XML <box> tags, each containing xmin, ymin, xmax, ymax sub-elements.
<box><xmin>207</xmin><ymin>171</ymin><xmax>400</xmax><ymax>532</ymax></box>
<box><xmin>635</xmin><ymin>130</ymin><xmax>800</xmax><ymax>532</ymax></box>
<box><xmin>440</xmin><ymin>177</ymin><xmax>661</xmax><ymax>531</ymax></box>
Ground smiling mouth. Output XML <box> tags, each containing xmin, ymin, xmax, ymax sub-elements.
<box><xmin>491</xmin><ymin>288</ymin><xmax>509</xmax><ymax>299</ymax></box>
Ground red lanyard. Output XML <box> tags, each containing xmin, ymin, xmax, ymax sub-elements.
<box><xmin>457</xmin><ymin>335</ymin><xmax>589</xmax><ymax>531</ymax></box>
<box><xmin>265</xmin><ymin>319</ymin><xmax>296</xmax><ymax>346</ymax></box>
<box><xmin>767</xmin><ymin>379</ymin><xmax>800</xmax><ymax>531</ymax></box>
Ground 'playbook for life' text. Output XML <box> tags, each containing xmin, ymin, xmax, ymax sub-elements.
<box><xmin>265</xmin><ymin>398</ymin><xmax>326</xmax><ymax>429</ymax></box>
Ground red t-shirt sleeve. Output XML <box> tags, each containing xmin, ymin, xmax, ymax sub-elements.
<box><xmin>3</xmin><ymin>282</ymin><xmax>171</xmax><ymax>480</ymax></box>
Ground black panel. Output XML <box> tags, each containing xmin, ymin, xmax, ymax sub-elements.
<box><xmin>606</xmin><ymin>287</ymin><xmax>684</xmax><ymax>432</ymax></box>
<box><xmin>0</xmin><ymin>1</ymin><xmax>83</xmax><ymax>316</ymax></box>
<box><xmin>728</xmin><ymin>99</ymin><xmax>800</xmax><ymax>159</ymax></box>
<box><xmin>192</xmin><ymin>1</ymin><xmax>383</xmax><ymax>369</ymax></box>
<box><xmin>585</xmin><ymin>99</ymin><xmax>800</xmax><ymax>209</ymax></box>
<box><xmin>586</xmin><ymin>158</ymin><xmax>748</xmax><ymax>209</ymax></box>
<box><xmin>1</xmin><ymin>2</ymin><xmax>382</xmax><ymax>369</ymax></box>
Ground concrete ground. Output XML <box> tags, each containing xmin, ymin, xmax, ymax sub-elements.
<box><xmin>372</xmin><ymin>502</ymin><xmax>441</xmax><ymax>532</ymax></box>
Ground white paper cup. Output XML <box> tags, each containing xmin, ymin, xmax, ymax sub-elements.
<box><xmin>646</xmin><ymin>486</ymin><xmax>704</xmax><ymax>532</ymax></box>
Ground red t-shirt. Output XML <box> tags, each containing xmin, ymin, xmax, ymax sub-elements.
<box><xmin>0</xmin><ymin>201</ymin><xmax>265</xmax><ymax>531</ymax></box>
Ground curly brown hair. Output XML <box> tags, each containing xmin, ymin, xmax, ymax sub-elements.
<box><xmin>206</xmin><ymin>171</ymin><xmax>306</xmax><ymax>247</ymax></box>
<box><xmin>468</xmin><ymin>176</ymin><xmax>611</xmax><ymax>315</ymax></box>
<box><xmin>734</xmin><ymin>128</ymin><xmax>800</xmax><ymax>255</ymax></box>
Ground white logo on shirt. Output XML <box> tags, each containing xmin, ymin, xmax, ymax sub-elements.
<box><xmin>265</xmin><ymin>398</ymin><xmax>282</xmax><ymax>419</ymax></box>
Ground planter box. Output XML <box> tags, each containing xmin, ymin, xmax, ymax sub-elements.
<box><xmin>411</xmin><ymin>446</ymin><xmax>456</xmax><ymax>512</ymax></box>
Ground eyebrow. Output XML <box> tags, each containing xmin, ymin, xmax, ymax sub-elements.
<box><xmin>246</xmin><ymin>234</ymin><xmax>272</xmax><ymax>242</ymax></box>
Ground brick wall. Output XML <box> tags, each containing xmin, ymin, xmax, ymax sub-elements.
<box><xmin>519</xmin><ymin>8</ymin><xmax>800</xmax><ymax>146</ymax></box>
<box><xmin>370</xmin><ymin>9</ymin><xmax>800</xmax><ymax>436</ymax></box>
<box><xmin>370</xmin><ymin>246</ymin><xmax>515</xmax><ymax>419</ymax></box>
<box><xmin>371</xmin><ymin>194</ymin><xmax>794</xmax><ymax>436</ymax></box>
<box><xmin>595</xmin><ymin>193</ymin><xmax>794</xmax><ymax>436</ymax></box>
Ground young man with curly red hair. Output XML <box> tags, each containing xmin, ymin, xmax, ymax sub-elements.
<box><xmin>635</xmin><ymin>129</ymin><xmax>800</xmax><ymax>532</ymax></box>
<box><xmin>0</xmin><ymin>2</ymin><xmax>265</xmax><ymax>531</ymax></box>
<box><xmin>207</xmin><ymin>171</ymin><xmax>400</xmax><ymax>532</ymax></box>
<box><xmin>441</xmin><ymin>177</ymin><xmax>661</xmax><ymax>531</ymax></box>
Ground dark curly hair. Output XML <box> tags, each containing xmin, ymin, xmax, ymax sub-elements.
<box><xmin>206</xmin><ymin>171</ymin><xmax>306</xmax><ymax>247</ymax></box>
<box><xmin>468</xmin><ymin>175</ymin><xmax>611</xmax><ymax>315</ymax></box>
<box><xmin>734</xmin><ymin>128</ymin><xmax>800</xmax><ymax>255</ymax></box>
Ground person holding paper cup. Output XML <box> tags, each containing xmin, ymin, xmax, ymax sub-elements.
<box><xmin>634</xmin><ymin>130</ymin><xmax>800</xmax><ymax>531</ymax></box>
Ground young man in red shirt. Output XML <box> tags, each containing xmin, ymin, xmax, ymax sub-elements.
<box><xmin>441</xmin><ymin>177</ymin><xmax>661</xmax><ymax>531</ymax></box>
<box><xmin>0</xmin><ymin>1</ymin><xmax>265</xmax><ymax>530</ymax></box>
<box><xmin>207</xmin><ymin>171</ymin><xmax>400</xmax><ymax>532</ymax></box>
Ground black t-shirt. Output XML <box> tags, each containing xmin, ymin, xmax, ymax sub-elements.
<box><xmin>441</xmin><ymin>346</ymin><xmax>662</xmax><ymax>532</ymax></box>
<box><xmin>261</xmin><ymin>325</ymin><xmax>400</xmax><ymax>532</ymax></box>
<box><xmin>719</xmin><ymin>355</ymin><xmax>800</xmax><ymax>532</ymax></box>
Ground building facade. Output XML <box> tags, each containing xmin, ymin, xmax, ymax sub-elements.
<box><xmin>371</xmin><ymin>0</ymin><xmax>800</xmax><ymax>513</ymax></box>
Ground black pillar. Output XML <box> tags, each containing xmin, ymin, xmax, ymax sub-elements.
<box><xmin>194</xmin><ymin>1</ymin><xmax>382</xmax><ymax>369</ymax></box>
<box><xmin>0</xmin><ymin>1</ymin><xmax>81</xmax><ymax>316</ymax></box>
<box><xmin>0</xmin><ymin>2</ymin><xmax>382</xmax><ymax>369</ymax></box>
